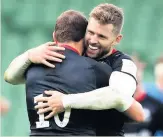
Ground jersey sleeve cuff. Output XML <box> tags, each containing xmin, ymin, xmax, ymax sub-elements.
<box><xmin>62</xmin><ymin>95</ymin><xmax>72</xmax><ymax>108</ymax></box>
<box><xmin>118</xmin><ymin>95</ymin><xmax>134</xmax><ymax>112</ymax></box>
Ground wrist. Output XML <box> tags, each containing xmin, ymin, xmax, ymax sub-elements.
<box><xmin>26</xmin><ymin>49</ymin><xmax>33</xmax><ymax>63</ymax></box>
<box><xmin>62</xmin><ymin>95</ymin><xmax>72</xmax><ymax>109</ymax></box>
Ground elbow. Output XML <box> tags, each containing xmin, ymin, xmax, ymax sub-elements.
<box><xmin>135</xmin><ymin>107</ymin><xmax>145</xmax><ymax>122</ymax></box>
<box><xmin>4</xmin><ymin>71</ymin><xmax>18</xmax><ymax>85</ymax></box>
<box><xmin>125</xmin><ymin>100</ymin><xmax>146</xmax><ymax>123</ymax></box>
<box><xmin>135</xmin><ymin>112</ymin><xmax>145</xmax><ymax>122</ymax></box>
<box><xmin>4</xmin><ymin>71</ymin><xmax>10</xmax><ymax>83</ymax></box>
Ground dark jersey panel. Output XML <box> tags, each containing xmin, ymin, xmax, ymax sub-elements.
<box><xmin>85</xmin><ymin>58</ymin><xmax>112</xmax><ymax>89</ymax></box>
<box><xmin>25</xmin><ymin>49</ymin><xmax>112</xmax><ymax>136</ymax></box>
<box><xmin>98</xmin><ymin>50</ymin><xmax>137</xmax><ymax>82</ymax></box>
<box><xmin>96</xmin><ymin>50</ymin><xmax>136</xmax><ymax>136</ymax></box>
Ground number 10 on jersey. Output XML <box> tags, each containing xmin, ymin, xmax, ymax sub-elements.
<box><xmin>34</xmin><ymin>94</ymin><xmax>71</xmax><ymax>128</ymax></box>
<box><xmin>34</xmin><ymin>94</ymin><xmax>50</xmax><ymax>128</ymax></box>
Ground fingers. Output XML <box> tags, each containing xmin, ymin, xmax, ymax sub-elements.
<box><xmin>35</xmin><ymin>96</ymin><xmax>49</xmax><ymax>102</ymax></box>
<box><xmin>37</xmin><ymin>107</ymin><xmax>52</xmax><ymax>114</ymax></box>
<box><xmin>42</xmin><ymin>60</ymin><xmax>55</xmax><ymax>68</ymax></box>
<box><xmin>48</xmin><ymin>46</ymin><xmax>65</xmax><ymax>51</ymax></box>
<box><xmin>44</xmin><ymin>90</ymin><xmax>54</xmax><ymax>95</ymax></box>
<box><xmin>44</xmin><ymin>47</ymin><xmax>66</xmax><ymax>64</ymax></box>
<box><xmin>46</xmin><ymin>42</ymin><xmax>57</xmax><ymax>46</ymax></box>
<box><xmin>46</xmin><ymin>51</ymin><xmax>65</xmax><ymax>59</ymax></box>
<box><xmin>45</xmin><ymin>55</ymin><xmax>63</xmax><ymax>62</ymax></box>
<box><xmin>45</xmin><ymin>111</ymin><xmax>55</xmax><ymax>119</ymax></box>
<box><xmin>35</xmin><ymin>102</ymin><xmax>49</xmax><ymax>109</ymax></box>
<box><xmin>42</xmin><ymin>42</ymin><xmax>66</xmax><ymax>67</ymax></box>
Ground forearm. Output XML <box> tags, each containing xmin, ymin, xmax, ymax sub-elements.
<box><xmin>4</xmin><ymin>51</ymin><xmax>31</xmax><ymax>84</ymax></box>
<box><xmin>124</xmin><ymin>100</ymin><xmax>145</xmax><ymax>122</ymax></box>
<box><xmin>62</xmin><ymin>86</ymin><xmax>134</xmax><ymax>112</ymax></box>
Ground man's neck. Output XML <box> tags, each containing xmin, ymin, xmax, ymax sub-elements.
<box><xmin>99</xmin><ymin>47</ymin><xmax>116</xmax><ymax>60</ymax></box>
<box><xmin>58</xmin><ymin>41</ymin><xmax>83</xmax><ymax>56</ymax></box>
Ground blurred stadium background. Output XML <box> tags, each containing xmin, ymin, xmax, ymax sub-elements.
<box><xmin>1</xmin><ymin>0</ymin><xmax>163</xmax><ymax>136</ymax></box>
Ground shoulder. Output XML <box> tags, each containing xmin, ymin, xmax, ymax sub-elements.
<box><xmin>108</xmin><ymin>51</ymin><xmax>137</xmax><ymax>79</ymax></box>
<box><xmin>106</xmin><ymin>51</ymin><xmax>137</xmax><ymax>96</ymax></box>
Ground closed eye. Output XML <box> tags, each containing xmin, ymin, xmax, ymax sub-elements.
<box><xmin>87</xmin><ymin>30</ymin><xmax>94</xmax><ymax>35</ymax></box>
<box><xmin>98</xmin><ymin>34</ymin><xmax>107</xmax><ymax>39</ymax></box>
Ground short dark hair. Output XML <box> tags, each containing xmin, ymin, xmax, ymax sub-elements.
<box><xmin>90</xmin><ymin>3</ymin><xmax>124</xmax><ymax>35</ymax></box>
<box><xmin>55</xmin><ymin>10</ymin><xmax>88</xmax><ymax>42</ymax></box>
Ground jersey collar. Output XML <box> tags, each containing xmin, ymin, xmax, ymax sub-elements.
<box><xmin>111</xmin><ymin>49</ymin><xmax>117</xmax><ymax>54</ymax></box>
<box><xmin>60</xmin><ymin>45</ymin><xmax>80</xmax><ymax>55</ymax></box>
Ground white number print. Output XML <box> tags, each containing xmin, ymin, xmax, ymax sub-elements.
<box><xmin>34</xmin><ymin>94</ymin><xmax>49</xmax><ymax>128</ymax></box>
<box><xmin>34</xmin><ymin>94</ymin><xmax>71</xmax><ymax>128</ymax></box>
<box><xmin>54</xmin><ymin>107</ymin><xmax>71</xmax><ymax>128</ymax></box>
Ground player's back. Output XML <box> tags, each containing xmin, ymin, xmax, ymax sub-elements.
<box><xmin>25</xmin><ymin>48</ymin><xmax>112</xmax><ymax>136</ymax></box>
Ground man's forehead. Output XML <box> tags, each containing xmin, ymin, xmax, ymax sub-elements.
<box><xmin>87</xmin><ymin>18</ymin><xmax>114</xmax><ymax>36</ymax></box>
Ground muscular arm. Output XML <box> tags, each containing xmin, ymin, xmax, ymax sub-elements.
<box><xmin>62</xmin><ymin>85</ymin><xmax>144</xmax><ymax>122</ymax></box>
<box><xmin>62</xmin><ymin>86</ymin><xmax>134</xmax><ymax>112</ymax></box>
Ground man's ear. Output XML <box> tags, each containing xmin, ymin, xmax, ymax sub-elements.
<box><xmin>113</xmin><ymin>34</ymin><xmax>123</xmax><ymax>45</ymax></box>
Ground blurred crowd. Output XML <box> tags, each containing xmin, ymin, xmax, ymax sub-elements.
<box><xmin>0</xmin><ymin>97</ymin><xmax>10</xmax><ymax>115</ymax></box>
<box><xmin>124</xmin><ymin>54</ymin><xmax>163</xmax><ymax>136</ymax></box>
